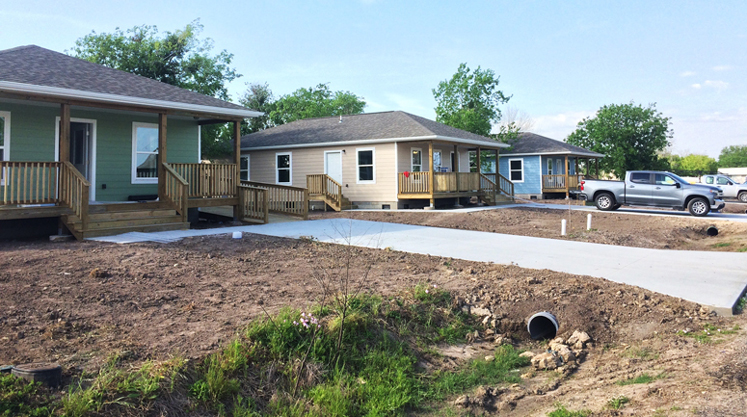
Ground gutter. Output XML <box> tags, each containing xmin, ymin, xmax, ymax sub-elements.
<box><xmin>0</xmin><ymin>81</ymin><xmax>263</xmax><ymax>119</ymax></box>
<box><xmin>241</xmin><ymin>135</ymin><xmax>509</xmax><ymax>151</ymax></box>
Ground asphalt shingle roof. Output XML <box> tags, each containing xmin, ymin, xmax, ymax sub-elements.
<box><xmin>0</xmin><ymin>45</ymin><xmax>253</xmax><ymax>114</ymax></box>
<box><xmin>502</xmin><ymin>132</ymin><xmax>604</xmax><ymax>157</ymax></box>
<box><xmin>241</xmin><ymin>111</ymin><xmax>506</xmax><ymax>148</ymax></box>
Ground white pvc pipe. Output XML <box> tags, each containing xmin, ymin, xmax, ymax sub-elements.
<box><xmin>587</xmin><ymin>213</ymin><xmax>592</xmax><ymax>230</ymax></box>
<box><xmin>561</xmin><ymin>219</ymin><xmax>567</xmax><ymax>236</ymax></box>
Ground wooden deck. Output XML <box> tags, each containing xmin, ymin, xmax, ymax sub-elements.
<box><xmin>397</xmin><ymin>172</ymin><xmax>514</xmax><ymax>204</ymax></box>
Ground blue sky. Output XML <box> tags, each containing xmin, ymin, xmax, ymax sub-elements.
<box><xmin>2</xmin><ymin>0</ymin><xmax>745</xmax><ymax>158</ymax></box>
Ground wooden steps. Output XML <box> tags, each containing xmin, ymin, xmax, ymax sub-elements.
<box><xmin>62</xmin><ymin>202</ymin><xmax>189</xmax><ymax>240</ymax></box>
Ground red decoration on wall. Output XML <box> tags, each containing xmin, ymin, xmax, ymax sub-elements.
<box><xmin>404</xmin><ymin>171</ymin><xmax>410</xmax><ymax>178</ymax></box>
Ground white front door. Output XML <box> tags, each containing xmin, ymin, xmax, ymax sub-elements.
<box><xmin>325</xmin><ymin>151</ymin><xmax>343</xmax><ymax>184</ymax></box>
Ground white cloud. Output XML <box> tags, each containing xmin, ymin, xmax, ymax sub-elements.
<box><xmin>691</xmin><ymin>83</ymin><xmax>702</xmax><ymax>89</ymax></box>
<box><xmin>680</xmin><ymin>71</ymin><xmax>696</xmax><ymax>77</ymax></box>
<box><xmin>703</xmin><ymin>80</ymin><xmax>729</xmax><ymax>90</ymax></box>
<box><xmin>712</xmin><ymin>65</ymin><xmax>733</xmax><ymax>72</ymax></box>
<box><xmin>532</xmin><ymin>111</ymin><xmax>595</xmax><ymax>140</ymax></box>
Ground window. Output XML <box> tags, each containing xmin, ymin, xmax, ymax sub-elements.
<box><xmin>411</xmin><ymin>148</ymin><xmax>422</xmax><ymax>172</ymax></box>
<box><xmin>509</xmin><ymin>159</ymin><xmax>524</xmax><ymax>182</ymax></box>
<box><xmin>240</xmin><ymin>155</ymin><xmax>250</xmax><ymax>181</ymax></box>
<box><xmin>705</xmin><ymin>176</ymin><xmax>714</xmax><ymax>184</ymax></box>
<box><xmin>433</xmin><ymin>151</ymin><xmax>442</xmax><ymax>172</ymax></box>
<box><xmin>132</xmin><ymin>122</ymin><xmax>159</xmax><ymax>184</ymax></box>
<box><xmin>717</xmin><ymin>176</ymin><xmax>731</xmax><ymax>185</ymax></box>
<box><xmin>0</xmin><ymin>111</ymin><xmax>9</xmax><ymax>185</ymax></box>
<box><xmin>630</xmin><ymin>172</ymin><xmax>651</xmax><ymax>184</ymax></box>
<box><xmin>276</xmin><ymin>152</ymin><xmax>291</xmax><ymax>184</ymax></box>
<box><xmin>655</xmin><ymin>173</ymin><xmax>676</xmax><ymax>185</ymax></box>
<box><xmin>547</xmin><ymin>158</ymin><xmax>553</xmax><ymax>175</ymax></box>
<box><xmin>357</xmin><ymin>148</ymin><xmax>375</xmax><ymax>183</ymax></box>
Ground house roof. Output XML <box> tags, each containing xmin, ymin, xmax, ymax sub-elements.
<box><xmin>501</xmin><ymin>132</ymin><xmax>604</xmax><ymax>157</ymax></box>
<box><xmin>0</xmin><ymin>45</ymin><xmax>260</xmax><ymax>119</ymax></box>
<box><xmin>240</xmin><ymin>111</ymin><xmax>509</xmax><ymax>150</ymax></box>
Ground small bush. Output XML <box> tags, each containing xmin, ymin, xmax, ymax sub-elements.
<box><xmin>0</xmin><ymin>374</ymin><xmax>54</xmax><ymax>417</ymax></box>
<box><xmin>607</xmin><ymin>395</ymin><xmax>630</xmax><ymax>409</ymax></box>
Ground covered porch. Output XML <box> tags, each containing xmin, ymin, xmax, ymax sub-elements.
<box><xmin>541</xmin><ymin>154</ymin><xmax>601</xmax><ymax>197</ymax></box>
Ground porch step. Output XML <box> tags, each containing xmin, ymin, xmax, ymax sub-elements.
<box><xmin>88</xmin><ymin>201</ymin><xmax>171</xmax><ymax>214</ymax></box>
<box><xmin>88</xmin><ymin>208</ymin><xmax>178</xmax><ymax>221</ymax></box>
<box><xmin>81</xmin><ymin>222</ymin><xmax>189</xmax><ymax>239</ymax></box>
<box><xmin>61</xmin><ymin>203</ymin><xmax>189</xmax><ymax>240</ymax></box>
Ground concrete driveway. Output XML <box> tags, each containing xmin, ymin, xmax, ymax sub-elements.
<box><xmin>246</xmin><ymin>219</ymin><xmax>747</xmax><ymax>315</ymax></box>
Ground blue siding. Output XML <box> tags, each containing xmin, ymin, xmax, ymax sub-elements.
<box><xmin>541</xmin><ymin>156</ymin><xmax>579</xmax><ymax>175</ymax></box>
<box><xmin>499</xmin><ymin>155</ymin><xmax>541</xmax><ymax>194</ymax></box>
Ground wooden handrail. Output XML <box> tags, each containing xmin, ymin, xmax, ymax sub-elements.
<box><xmin>243</xmin><ymin>180</ymin><xmax>308</xmax><ymax>219</ymax></box>
<box><xmin>1</xmin><ymin>161</ymin><xmax>62</xmax><ymax>206</ymax></box>
<box><xmin>170</xmin><ymin>163</ymin><xmax>238</xmax><ymax>198</ymax></box>
<box><xmin>60</xmin><ymin>162</ymin><xmax>90</xmax><ymax>230</ymax></box>
<box><xmin>307</xmin><ymin>174</ymin><xmax>343</xmax><ymax>209</ymax></box>
<box><xmin>238</xmin><ymin>184</ymin><xmax>269</xmax><ymax>223</ymax></box>
<box><xmin>496</xmin><ymin>173</ymin><xmax>514</xmax><ymax>197</ymax></box>
<box><xmin>162</xmin><ymin>163</ymin><xmax>189</xmax><ymax>222</ymax></box>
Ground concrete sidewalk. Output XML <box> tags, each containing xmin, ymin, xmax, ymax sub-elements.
<box><xmin>244</xmin><ymin>219</ymin><xmax>747</xmax><ymax>314</ymax></box>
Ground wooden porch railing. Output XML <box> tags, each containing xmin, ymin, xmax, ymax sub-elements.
<box><xmin>399</xmin><ymin>171</ymin><xmax>430</xmax><ymax>194</ymax></box>
<box><xmin>244</xmin><ymin>181</ymin><xmax>308</xmax><ymax>219</ymax></box>
<box><xmin>60</xmin><ymin>162</ymin><xmax>90</xmax><ymax>230</ymax></box>
<box><xmin>496</xmin><ymin>173</ymin><xmax>514</xmax><ymax>197</ymax></box>
<box><xmin>162</xmin><ymin>163</ymin><xmax>189</xmax><ymax>222</ymax></box>
<box><xmin>307</xmin><ymin>174</ymin><xmax>342</xmax><ymax>209</ymax></box>
<box><xmin>400</xmin><ymin>172</ymin><xmax>487</xmax><ymax>194</ymax></box>
<box><xmin>542</xmin><ymin>174</ymin><xmax>584</xmax><ymax>191</ymax></box>
<box><xmin>238</xmin><ymin>184</ymin><xmax>269</xmax><ymax>223</ymax></box>
<box><xmin>170</xmin><ymin>163</ymin><xmax>238</xmax><ymax>198</ymax></box>
<box><xmin>1</xmin><ymin>161</ymin><xmax>61</xmax><ymax>205</ymax></box>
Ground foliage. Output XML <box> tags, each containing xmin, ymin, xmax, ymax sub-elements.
<box><xmin>718</xmin><ymin>145</ymin><xmax>747</xmax><ymax>168</ymax></box>
<box><xmin>0</xmin><ymin>374</ymin><xmax>54</xmax><ymax>416</ymax></box>
<box><xmin>269</xmin><ymin>83</ymin><xmax>365</xmax><ymax>126</ymax></box>
<box><xmin>547</xmin><ymin>403</ymin><xmax>591</xmax><ymax>417</ymax></box>
<box><xmin>616</xmin><ymin>372</ymin><xmax>666</xmax><ymax>386</ymax></box>
<box><xmin>566</xmin><ymin>102</ymin><xmax>672</xmax><ymax>178</ymax></box>
<box><xmin>239</xmin><ymin>83</ymin><xmax>276</xmax><ymax>134</ymax></box>
<box><xmin>433</xmin><ymin>63</ymin><xmax>511</xmax><ymax>137</ymax></box>
<box><xmin>668</xmin><ymin>154</ymin><xmax>718</xmax><ymax>176</ymax></box>
<box><xmin>607</xmin><ymin>395</ymin><xmax>630</xmax><ymax>410</ymax></box>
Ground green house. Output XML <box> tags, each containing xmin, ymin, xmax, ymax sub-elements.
<box><xmin>0</xmin><ymin>45</ymin><xmax>263</xmax><ymax>240</ymax></box>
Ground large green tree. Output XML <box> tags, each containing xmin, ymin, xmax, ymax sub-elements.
<box><xmin>71</xmin><ymin>20</ymin><xmax>242</xmax><ymax>159</ymax></box>
<box><xmin>239</xmin><ymin>83</ymin><xmax>275</xmax><ymax>134</ymax></box>
<box><xmin>718</xmin><ymin>145</ymin><xmax>747</xmax><ymax>168</ymax></box>
<box><xmin>566</xmin><ymin>103</ymin><xmax>672</xmax><ymax>178</ymax></box>
<box><xmin>432</xmin><ymin>63</ymin><xmax>511</xmax><ymax>137</ymax></box>
<box><xmin>268</xmin><ymin>83</ymin><xmax>365</xmax><ymax>125</ymax></box>
<box><xmin>669</xmin><ymin>154</ymin><xmax>718</xmax><ymax>175</ymax></box>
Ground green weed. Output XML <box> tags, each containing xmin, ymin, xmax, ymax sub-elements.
<box><xmin>616</xmin><ymin>372</ymin><xmax>666</xmax><ymax>386</ymax></box>
<box><xmin>606</xmin><ymin>395</ymin><xmax>630</xmax><ymax>410</ymax></box>
<box><xmin>624</xmin><ymin>346</ymin><xmax>659</xmax><ymax>361</ymax></box>
<box><xmin>713</xmin><ymin>242</ymin><xmax>732</xmax><ymax>248</ymax></box>
<box><xmin>547</xmin><ymin>403</ymin><xmax>591</xmax><ymax>417</ymax></box>
<box><xmin>0</xmin><ymin>374</ymin><xmax>55</xmax><ymax>416</ymax></box>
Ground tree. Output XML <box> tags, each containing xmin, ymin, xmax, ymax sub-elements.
<box><xmin>566</xmin><ymin>102</ymin><xmax>673</xmax><ymax>178</ymax></box>
<box><xmin>669</xmin><ymin>154</ymin><xmax>718</xmax><ymax>176</ymax></box>
<box><xmin>718</xmin><ymin>145</ymin><xmax>747</xmax><ymax>168</ymax></box>
<box><xmin>432</xmin><ymin>63</ymin><xmax>511</xmax><ymax>137</ymax></box>
<box><xmin>71</xmin><ymin>20</ymin><xmax>242</xmax><ymax>160</ymax></box>
<box><xmin>239</xmin><ymin>83</ymin><xmax>275</xmax><ymax>134</ymax></box>
<box><xmin>269</xmin><ymin>83</ymin><xmax>366</xmax><ymax>126</ymax></box>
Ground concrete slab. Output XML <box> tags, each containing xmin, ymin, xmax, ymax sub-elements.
<box><xmin>245</xmin><ymin>219</ymin><xmax>747</xmax><ymax>315</ymax></box>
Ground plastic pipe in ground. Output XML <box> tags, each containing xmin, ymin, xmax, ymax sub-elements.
<box><xmin>527</xmin><ymin>312</ymin><xmax>559</xmax><ymax>340</ymax></box>
<box><xmin>587</xmin><ymin>214</ymin><xmax>592</xmax><ymax>230</ymax></box>
<box><xmin>561</xmin><ymin>219</ymin><xmax>567</xmax><ymax>236</ymax></box>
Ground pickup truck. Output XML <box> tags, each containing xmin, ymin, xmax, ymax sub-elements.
<box><xmin>579</xmin><ymin>171</ymin><xmax>725</xmax><ymax>216</ymax></box>
<box><xmin>700</xmin><ymin>174</ymin><xmax>747</xmax><ymax>202</ymax></box>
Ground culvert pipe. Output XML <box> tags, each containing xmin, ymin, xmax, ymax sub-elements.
<box><xmin>527</xmin><ymin>312</ymin><xmax>559</xmax><ymax>340</ymax></box>
<box><xmin>706</xmin><ymin>226</ymin><xmax>719</xmax><ymax>237</ymax></box>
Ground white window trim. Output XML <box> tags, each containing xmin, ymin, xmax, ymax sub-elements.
<box><xmin>240</xmin><ymin>155</ymin><xmax>250</xmax><ymax>181</ymax></box>
<box><xmin>55</xmin><ymin>116</ymin><xmax>98</xmax><ymax>201</ymax></box>
<box><xmin>411</xmin><ymin>147</ymin><xmax>422</xmax><ymax>172</ymax></box>
<box><xmin>276</xmin><ymin>152</ymin><xmax>292</xmax><ymax>185</ymax></box>
<box><xmin>356</xmin><ymin>147</ymin><xmax>376</xmax><ymax>184</ymax></box>
<box><xmin>556</xmin><ymin>158</ymin><xmax>563</xmax><ymax>175</ymax></box>
<box><xmin>509</xmin><ymin>158</ymin><xmax>525</xmax><ymax>183</ymax></box>
<box><xmin>132</xmin><ymin>122</ymin><xmax>159</xmax><ymax>185</ymax></box>
<box><xmin>0</xmin><ymin>111</ymin><xmax>10</xmax><ymax>186</ymax></box>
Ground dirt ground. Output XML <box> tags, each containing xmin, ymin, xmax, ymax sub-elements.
<box><xmin>310</xmin><ymin>203</ymin><xmax>747</xmax><ymax>252</ymax></box>
<box><xmin>1</xmin><ymin>233</ymin><xmax>747</xmax><ymax>415</ymax></box>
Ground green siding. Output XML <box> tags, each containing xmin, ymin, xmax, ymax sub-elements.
<box><xmin>0</xmin><ymin>100</ymin><xmax>199</xmax><ymax>202</ymax></box>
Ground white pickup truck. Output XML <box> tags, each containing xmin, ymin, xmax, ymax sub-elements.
<box><xmin>700</xmin><ymin>174</ymin><xmax>747</xmax><ymax>202</ymax></box>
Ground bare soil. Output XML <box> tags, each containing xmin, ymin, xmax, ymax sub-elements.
<box><xmin>1</xmin><ymin>233</ymin><xmax>746</xmax><ymax>415</ymax></box>
<box><xmin>310</xmin><ymin>205</ymin><xmax>747</xmax><ymax>252</ymax></box>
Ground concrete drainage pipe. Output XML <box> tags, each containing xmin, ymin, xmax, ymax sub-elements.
<box><xmin>527</xmin><ymin>312</ymin><xmax>559</xmax><ymax>340</ymax></box>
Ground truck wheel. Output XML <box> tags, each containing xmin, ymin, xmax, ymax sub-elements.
<box><xmin>739</xmin><ymin>191</ymin><xmax>747</xmax><ymax>203</ymax></box>
<box><xmin>595</xmin><ymin>192</ymin><xmax>615</xmax><ymax>211</ymax></box>
<box><xmin>688</xmin><ymin>197</ymin><xmax>710</xmax><ymax>216</ymax></box>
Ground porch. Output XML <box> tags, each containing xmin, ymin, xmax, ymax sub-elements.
<box><xmin>541</xmin><ymin>155</ymin><xmax>600</xmax><ymax>196</ymax></box>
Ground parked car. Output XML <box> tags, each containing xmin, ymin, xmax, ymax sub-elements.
<box><xmin>700</xmin><ymin>174</ymin><xmax>747</xmax><ymax>202</ymax></box>
<box><xmin>579</xmin><ymin>171</ymin><xmax>725</xmax><ymax>216</ymax></box>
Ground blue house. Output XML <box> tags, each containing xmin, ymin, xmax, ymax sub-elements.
<box><xmin>498</xmin><ymin>133</ymin><xmax>603</xmax><ymax>199</ymax></box>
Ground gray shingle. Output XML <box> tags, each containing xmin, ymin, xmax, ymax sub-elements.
<box><xmin>241</xmin><ymin>111</ymin><xmax>506</xmax><ymax>148</ymax></box>
<box><xmin>0</xmin><ymin>45</ymin><xmax>253</xmax><ymax>113</ymax></box>
<box><xmin>502</xmin><ymin>132</ymin><xmax>603</xmax><ymax>157</ymax></box>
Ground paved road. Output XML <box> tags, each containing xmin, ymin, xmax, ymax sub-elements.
<box><xmin>243</xmin><ymin>219</ymin><xmax>747</xmax><ymax>315</ymax></box>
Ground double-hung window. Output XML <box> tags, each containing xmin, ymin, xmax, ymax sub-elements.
<box><xmin>411</xmin><ymin>148</ymin><xmax>422</xmax><ymax>172</ymax></box>
<box><xmin>0</xmin><ymin>111</ymin><xmax>9</xmax><ymax>185</ymax></box>
<box><xmin>509</xmin><ymin>159</ymin><xmax>524</xmax><ymax>182</ymax></box>
<box><xmin>276</xmin><ymin>152</ymin><xmax>291</xmax><ymax>184</ymax></box>
<box><xmin>357</xmin><ymin>148</ymin><xmax>375</xmax><ymax>183</ymax></box>
<box><xmin>132</xmin><ymin>122</ymin><xmax>159</xmax><ymax>184</ymax></box>
<box><xmin>240</xmin><ymin>155</ymin><xmax>250</xmax><ymax>181</ymax></box>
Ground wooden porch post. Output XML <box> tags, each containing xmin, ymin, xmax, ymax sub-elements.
<box><xmin>428</xmin><ymin>140</ymin><xmax>435</xmax><ymax>208</ymax></box>
<box><xmin>157</xmin><ymin>113</ymin><xmax>168</xmax><ymax>200</ymax></box>
<box><xmin>476</xmin><ymin>147</ymin><xmax>481</xmax><ymax>174</ymax></box>
<box><xmin>564</xmin><ymin>155</ymin><xmax>569</xmax><ymax>198</ymax></box>
<box><xmin>59</xmin><ymin>104</ymin><xmax>70</xmax><ymax>162</ymax></box>
<box><xmin>575</xmin><ymin>158</ymin><xmax>579</xmax><ymax>177</ymax></box>
<box><xmin>233</xmin><ymin>119</ymin><xmax>242</xmax><ymax>220</ymax></box>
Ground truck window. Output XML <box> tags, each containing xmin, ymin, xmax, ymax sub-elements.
<box><xmin>630</xmin><ymin>173</ymin><xmax>651</xmax><ymax>184</ymax></box>
<box><xmin>705</xmin><ymin>176</ymin><xmax>714</xmax><ymax>184</ymax></box>
<box><xmin>717</xmin><ymin>177</ymin><xmax>730</xmax><ymax>185</ymax></box>
<box><xmin>655</xmin><ymin>174</ymin><xmax>676</xmax><ymax>185</ymax></box>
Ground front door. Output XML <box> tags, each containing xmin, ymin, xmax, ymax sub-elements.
<box><xmin>325</xmin><ymin>151</ymin><xmax>343</xmax><ymax>184</ymax></box>
<box><xmin>57</xmin><ymin>119</ymin><xmax>95</xmax><ymax>201</ymax></box>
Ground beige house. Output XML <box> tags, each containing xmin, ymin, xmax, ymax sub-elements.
<box><xmin>240</xmin><ymin>111</ymin><xmax>514</xmax><ymax>210</ymax></box>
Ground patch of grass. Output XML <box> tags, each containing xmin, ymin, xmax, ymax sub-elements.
<box><xmin>678</xmin><ymin>323</ymin><xmax>740</xmax><ymax>343</ymax></box>
<box><xmin>616</xmin><ymin>372</ymin><xmax>666</xmax><ymax>386</ymax></box>
<box><xmin>0</xmin><ymin>374</ymin><xmax>55</xmax><ymax>416</ymax></box>
<box><xmin>737</xmin><ymin>247</ymin><xmax>747</xmax><ymax>252</ymax></box>
<box><xmin>623</xmin><ymin>346</ymin><xmax>659</xmax><ymax>361</ymax></box>
<box><xmin>606</xmin><ymin>395</ymin><xmax>630</xmax><ymax>410</ymax></box>
<box><xmin>737</xmin><ymin>296</ymin><xmax>747</xmax><ymax>313</ymax></box>
<box><xmin>713</xmin><ymin>242</ymin><xmax>732</xmax><ymax>248</ymax></box>
<box><xmin>547</xmin><ymin>403</ymin><xmax>591</xmax><ymax>417</ymax></box>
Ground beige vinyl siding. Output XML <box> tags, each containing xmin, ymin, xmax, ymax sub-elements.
<box><xmin>245</xmin><ymin>143</ymin><xmax>397</xmax><ymax>202</ymax></box>
<box><xmin>397</xmin><ymin>141</ymin><xmax>472</xmax><ymax>173</ymax></box>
